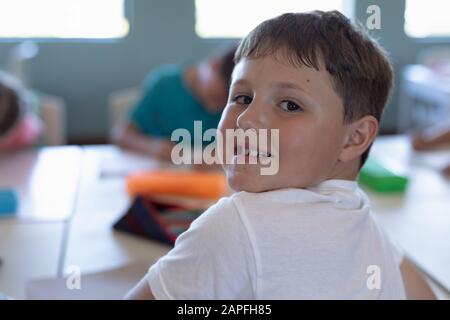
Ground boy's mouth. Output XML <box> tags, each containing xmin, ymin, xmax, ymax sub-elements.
<box><xmin>234</xmin><ymin>144</ymin><xmax>272</xmax><ymax>158</ymax></box>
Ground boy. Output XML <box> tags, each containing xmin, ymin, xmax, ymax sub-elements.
<box><xmin>126</xmin><ymin>11</ymin><xmax>435</xmax><ymax>299</ymax></box>
<box><xmin>111</xmin><ymin>45</ymin><xmax>236</xmax><ymax>161</ymax></box>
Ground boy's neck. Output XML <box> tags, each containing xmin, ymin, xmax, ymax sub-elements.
<box><xmin>327</xmin><ymin>160</ymin><xmax>360</xmax><ymax>182</ymax></box>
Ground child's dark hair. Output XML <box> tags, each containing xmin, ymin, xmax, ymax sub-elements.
<box><xmin>0</xmin><ymin>73</ymin><xmax>23</xmax><ymax>136</ymax></box>
<box><xmin>235</xmin><ymin>11</ymin><xmax>394</xmax><ymax>168</ymax></box>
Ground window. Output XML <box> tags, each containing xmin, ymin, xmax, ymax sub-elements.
<box><xmin>195</xmin><ymin>0</ymin><xmax>353</xmax><ymax>39</ymax></box>
<box><xmin>405</xmin><ymin>0</ymin><xmax>450</xmax><ymax>38</ymax></box>
<box><xmin>0</xmin><ymin>0</ymin><xmax>129</xmax><ymax>39</ymax></box>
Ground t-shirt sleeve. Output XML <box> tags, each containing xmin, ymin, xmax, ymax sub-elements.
<box><xmin>146</xmin><ymin>197</ymin><xmax>257</xmax><ymax>300</ymax></box>
<box><xmin>129</xmin><ymin>72</ymin><xmax>166</xmax><ymax>137</ymax></box>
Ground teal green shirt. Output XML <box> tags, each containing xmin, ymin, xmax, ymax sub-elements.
<box><xmin>129</xmin><ymin>64</ymin><xmax>222</xmax><ymax>142</ymax></box>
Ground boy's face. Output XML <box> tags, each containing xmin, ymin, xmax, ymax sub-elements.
<box><xmin>196</xmin><ymin>59</ymin><xmax>229</xmax><ymax>113</ymax></box>
<box><xmin>218</xmin><ymin>55</ymin><xmax>351</xmax><ymax>192</ymax></box>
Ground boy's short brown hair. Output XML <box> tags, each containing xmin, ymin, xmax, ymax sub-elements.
<box><xmin>235</xmin><ymin>11</ymin><xmax>394</xmax><ymax>168</ymax></box>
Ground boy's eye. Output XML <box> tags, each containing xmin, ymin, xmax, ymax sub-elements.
<box><xmin>233</xmin><ymin>95</ymin><xmax>252</xmax><ymax>105</ymax></box>
<box><xmin>280</xmin><ymin>100</ymin><xmax>302</xmax><ymax>112</ymax></box>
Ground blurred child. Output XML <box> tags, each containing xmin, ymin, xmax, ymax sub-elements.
<box><xmin>0</xmin><ymin>71</ymin><xmax>42</xmax><ymax>152</ymax></box>
<box><xmin>111</xmin><ymin>45</ymin><xmax>237</xmax><ymax>161</ymax></box>
<box><xmin>412</xmin><ymin>122</ymin><xmax>450</xmax><ymax>176</ymax></box>
<box><xmin>126</xmin><ymin>11</ymin><xmax>435</xmax><ymax>299</ymax></box>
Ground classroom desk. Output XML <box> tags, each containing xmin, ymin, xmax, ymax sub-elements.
<box><xmin>62</xmin><ymin>137</ymin><xmax>450</xmax><ymax>299</ymax></box>
<box><xmin>0</xmin><ymin>146</ymin><xmax>83</xmax><ymax>299</ymax></box>
<box><xmin>363</xmin><ymin>136</ymin><xmax>450</xmax><ymax>299</ymax></box>
<box><xmin>0</xmin><ymin>221</ymin><xmax>64</xmax><ymax>299</ymax></box>
<box><xmin>63</xmin><ymin>146</ymin><xmax>173</xmax><ymax>274</ymax></box>
<box><xmin>0</xmin><ymin>146</ymin><xmax>83</xmax><ymax>222</ymax></box>
<box><xmin>2</xmin><ymin>138</ymin><xmax>450</xmax><ymax>299</ymax></box>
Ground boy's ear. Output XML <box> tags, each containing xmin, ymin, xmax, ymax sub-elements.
<box><xmin>339</xmin><ymin>115</ymin><xmax>379</xmax><ymax>163</ymax></box>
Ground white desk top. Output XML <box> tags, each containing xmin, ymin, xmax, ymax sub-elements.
<box><xmin>364</xmin><ymin>136</ymin><xmax>450</xmax><ymax>296</ymax></box>
<box><xmin>0</xmin><ymin>146</ymin><xmax>82</xmax><ymax>223</ymax></box>
<box><xmin>2</xmin><ymin>137</ymin><xmax>449</xmax><ymax>299</ymax></box>
<box><xmin>64</xmin><ymin>146</ymin><xmax>171</xmax><ymax>274</ymax></box>
<box><xmin>65</xmin><ymin>137</ymin><xmax>450</xmax><ymax>299</ymax></box>
<box><xmin>0</xmin><ymin>222</ymin><xmax>64</xmax><ymax>299</ymax></box>
<box><xmin>0</xmin><ymin>146</ymin><xmax>82</xmax><ymax>298</ymax></box>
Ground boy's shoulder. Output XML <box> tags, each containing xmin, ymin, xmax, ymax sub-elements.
<box><xmin>226</xmin><ymin>189</ymin><xmax>312</xmax><ymax>221</ymax></box>
<box><xmin>228</xmin><ymin>187</ymin><xmax>341</xmax><ymax>206</ymax></box>
<box><xmin>227</xmin><ymin>182</ymin><xmax>370</xmax><ymax>219</ymax></box>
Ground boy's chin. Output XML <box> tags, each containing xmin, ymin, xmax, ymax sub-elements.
<box><xmin>226</xmin><ymin>173</ymin><xmax>270</xmax><ymax>193</ymax></box>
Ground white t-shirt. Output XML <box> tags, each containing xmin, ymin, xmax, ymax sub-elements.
<box><xmin>147</xmin><ymin>179</ymin><xmax>406</xmax><ymax>299</ymax></box>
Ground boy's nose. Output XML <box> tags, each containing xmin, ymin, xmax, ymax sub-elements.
<box><xmin>236</xmin><ymin>99</ymin><xmax>269</xmax><ymax>130</ymax></box>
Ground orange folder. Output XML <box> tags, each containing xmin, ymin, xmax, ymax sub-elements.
<box><xmin>126</xmin><ymin>170</ymin><xmax>227</xmax><ymax>200</ymax></box>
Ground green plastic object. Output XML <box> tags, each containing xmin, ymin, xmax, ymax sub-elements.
<box><xmin>358</xmin><ymin>158</ymin><xmax>408</xmax><ymax>193</ymax></box>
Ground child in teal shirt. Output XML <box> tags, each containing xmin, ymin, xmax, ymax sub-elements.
<box><xmin>112</xmin><ymin>45</ymin><xmax>236</xmax><ymax>161</ymax></box>
<box><xmin>129</xmin><ymin>64</ymin><xmax>222</xmax><ymax>139</ymax></box>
